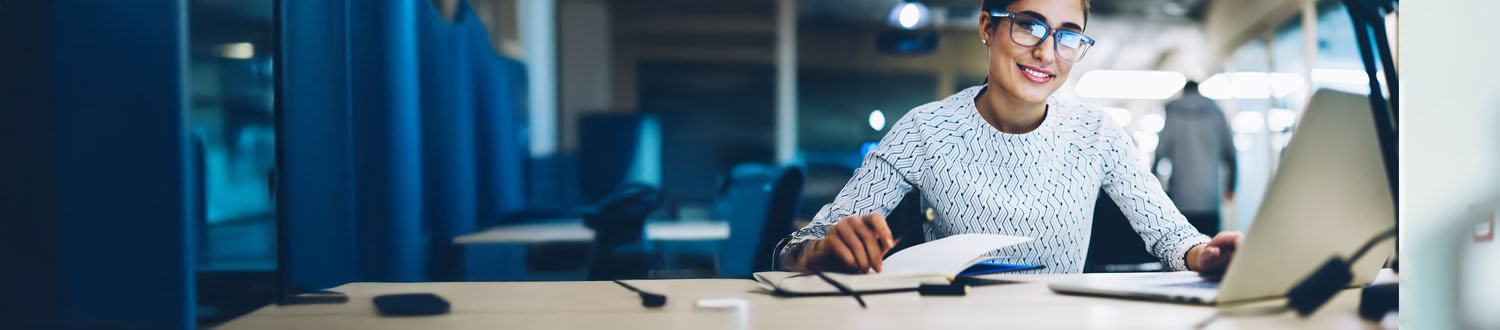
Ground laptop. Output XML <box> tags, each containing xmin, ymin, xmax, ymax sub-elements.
<box><xmin>1048</xmin><ymin>89</ymin><xmax>1397</xmax><ymax>305</ymax></box>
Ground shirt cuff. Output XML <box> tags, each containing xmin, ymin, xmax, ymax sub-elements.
<box><xmin>778</xmin><ymin>224</ymin><xmax>831</xmax><ymax>270</ymax></box>
<box><xmin>1159</xmin><ymin>230</ymin><xmax>1213</xmax><ymax>272</ymax></box>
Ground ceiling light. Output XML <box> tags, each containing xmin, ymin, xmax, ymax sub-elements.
<box><xmin>1140</xmin><ymin>113</ymin><xmax>1165</xmax><ymax>133</ymax></box>
<box><xmin>215</xmin><ymin>42</ymin><xmax>254</xmax><ymax>59</ymax></box>
<box><xmin>1102</xmin><ymin>107</ymin><xmax>1133</xmax><ymax>126</ymax></box>
<box><xmin>1133</xmin><ymin>131</ymin><xmax>1159</xmax><ymax>151</ymax></box>
<box><xmin>888</xmin><ymin>2</ymin><xmax>930</xmax><ymax>30</ymax></box>
<box><xmin>1075</xmin><ymin>70</ymin><xmax>1187</xmax><ymax>100</ymax></box>
<box><xmin>869</xmin><ymin>109</ymin><xmax>886</xmax><ymax>131</ymax></box>
<box><xmin>1266</xmin><ymin>108</ymin><xmax>1297</xmax><ymax>132</ymax></box>
<box><xmin>1233</xmin><ymin>111</ymin><xmax>1266</xmax><ymax>133</ymax></box>
<box><xmin>1199</xmin><ymin>72</ymin><xmax>1304</xmax><ymax>100</ymax></box>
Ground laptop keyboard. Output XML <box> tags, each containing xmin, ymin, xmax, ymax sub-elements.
<box><xmin>1163</xmin><ymin>281</ymin><xmax>1220</xmax><ymax>290</ymax></box>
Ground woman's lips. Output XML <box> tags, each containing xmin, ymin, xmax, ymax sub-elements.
<box><xmin>1017</xmin><ymin>64</ymin><xmax>1055</xmax><ymax>84</ymax></box>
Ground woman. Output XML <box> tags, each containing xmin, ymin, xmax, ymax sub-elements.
<box><xmin>780</xmin><ymin>0</ymin><xmax>1242</xmax><ymax>274</ymax></box>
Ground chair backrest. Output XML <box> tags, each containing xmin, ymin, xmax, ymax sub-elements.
<box><xmin>879</xmin><ymin>190</ymin><xmax>929</xmax><ymax>256</ymax></box>
<box><xmin>582</xmin><ymin>183</ymin><xmax>662</xmax><ymax>248</ymax></box>
<box><xmin>1084</xmin><ymin>189</ymin><xmax>1160</xmax><ymax>272</ymax></box>
<box><xmin>754</xmin><ymin>166</ymin><xmax>804</xmax><ymax>273</ymax></box>
<box><xmin>717</xmin><ymin>164</ymin><xmax>803</xmax><ymax>278</ymax></box>
<box><xmin>578</xmin><ymin>114</ymin><xmax>662</xmax><ymax>204</ymax></box>
<box><xmin>582</xmin><ymin>182</ymin><xmax>662</xmax><ymax>280</ymax></box>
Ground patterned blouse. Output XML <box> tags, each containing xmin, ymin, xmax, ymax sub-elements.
<box><xmin>781</xmin><ymin>85</ymin><xmax>1212</xmax><ymax>273</ymax></box>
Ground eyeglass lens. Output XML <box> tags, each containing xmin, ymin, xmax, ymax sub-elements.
<box><xmin>1005</xmin><ymin>15</ymin><xmax>1090</xmax><ymax>62</ymax></box>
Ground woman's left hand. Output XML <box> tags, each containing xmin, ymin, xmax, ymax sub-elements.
<box><xmin>1188</xmin><ymin>231</ymin><xmax>1243</xmax><ymax>274</ymax></box>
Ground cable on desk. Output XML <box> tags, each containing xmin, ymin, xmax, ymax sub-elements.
<box><xmin>814</xmin><ymin>272</ymin><xmax>867</xmax><ymax>308</ymax></box>
<box><xmin>1196</xmin><ymin>226</ymin><xmax>1397</xmax><ymax>329</ymax></box>
<box><xmin>613</xmin><ymin>280</ymin><xmax>667</xmax><ymax>308</ymax></box>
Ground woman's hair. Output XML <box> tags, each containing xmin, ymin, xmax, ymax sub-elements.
<box><xmin>982</xmin><ymin>0</ymin><xmax>1092</xmax><ymax>30</ymax></box>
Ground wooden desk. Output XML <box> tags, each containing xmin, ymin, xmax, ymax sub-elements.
<box><xmin>216</xmin><ymin>271</ymin><xmax>1395</xmax><ymax>329</ymax></box>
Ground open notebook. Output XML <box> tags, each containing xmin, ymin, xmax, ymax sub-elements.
<box><xmin>754</xmin><ymin>233</ymin><xmax>1034</xmax><ymax>295</ymax></box>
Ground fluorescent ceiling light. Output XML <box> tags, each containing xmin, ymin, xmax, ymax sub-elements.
<box><xmin>1075</xmin><ymin>70</ymin><xmax>1187</xmax><ymax>100</ymax></box>
<box><xmin>1233</xmin><ymin>111</ymin><xmax>1266</xmax><ymax>133</ymax></box>
<box><xmin>1139</xmin><ymin>113</ymin><xmax>1165</xmax><ymax>133</ymax></box>
<box><xmin>1102</xmin><ymin>107</ymin><xmax>1133</xmax><ymax>126</ymax></box>
<box><xmin>1266</xmin><ymin>108</ymin><xmax>1296</xmax><ymax>132</ymax></box>
<box><xmin>1233</xmin><ymin>134</ymin><xmax>1252</xmax><ymax>151</ymax></box>
<box><xmin>1310</xmin><ymin>69</ymin><xmax>1388</xmax><ymax>95</ymax></box>
<box><xmin>215</xmin><ymin>42</ymin><xmax>254</xmax><ymax>59</ymax></box>
<box><xmin>1199</xmin><ymin>72</ymin><xmax>1303</xmax><ymax>100</ymax></box>
<box><xmin>1133</xmin><ymin>131</ymin><xmax>1159</xmax><ymax>151</ymax></box>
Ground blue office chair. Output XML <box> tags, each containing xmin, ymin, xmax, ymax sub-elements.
<box><xmin>718</xmin><ymin>164</ymin><xmax>804</xmax><ymax>278</ymax></box>
<box><xmin>583</xmin><ymin>182</ymin><xmax>663</xmax><ymax>280</ymax></box>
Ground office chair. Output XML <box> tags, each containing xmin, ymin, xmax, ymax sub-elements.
<box><xmin>583</xmin><ymin>183</ymin><xmax>663</xmax><ymax>280</ymax></box>
<box><xmin>755</xmin><ymin>165</ymin><xmax>805</xmax><ymax>274</ymax></box>
<box><xmin>716</xmin><ymin>164</ymin><xmax>778</xmax><ymax>278</ymax></box>
<box><xmin>1084</xmin><ymin>190</ymin><xmax>1163</xmax><ymax>272</ymax></box>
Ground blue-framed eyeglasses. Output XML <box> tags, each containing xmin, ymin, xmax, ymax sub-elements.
<box><xmin>986</xmin><ymin>9</ymin><xmax>1095</xmax><ymax>62</ymax></box>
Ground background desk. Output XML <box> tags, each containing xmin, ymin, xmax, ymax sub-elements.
<box><xmin>217</xmin><ymin>271</ymin><xmax>1396</xmax><ymax>329</ymax></box>
<box><xmin>454</xmin><ymin>219</ymin><xmax>729</xmax><ymax>244</ymax></box>
<box><xmin>455</xmin><ymin>219</ymin><xmax>729</xmax><ymax>280</ymax></box>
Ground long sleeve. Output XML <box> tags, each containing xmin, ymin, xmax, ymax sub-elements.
<box><xmin>1098</xmin><ymin>121</ymin><xmax>1211</xmax><ymax>271</ymax></box>
<box><xmin>777</xmin><ymin>109</ymin><xmax>928</xmax><ymax>270</ymax></box>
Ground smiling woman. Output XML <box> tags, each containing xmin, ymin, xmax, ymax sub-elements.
<box><xmin>779</xmin><ymin>0</ymin><xmax>1246</xmax><ymax>276</ymax></box>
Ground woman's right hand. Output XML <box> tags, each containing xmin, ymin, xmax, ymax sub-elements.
<box><xmin>795</xmin><ymin>213</ymin><xmax>898</xmax><ymax>274</ymax></box>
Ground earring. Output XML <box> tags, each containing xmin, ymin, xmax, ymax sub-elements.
<box><xmin>981</xmin><ymin>39</ymin><xmax>988</xmax><ymax>45</ymax></box>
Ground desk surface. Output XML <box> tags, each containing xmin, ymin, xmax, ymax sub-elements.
<box><xmin>216</xmin><ymin>271</ymin><xmax>1395</xmax><ymax>330</ymax></box>
<box><xmin>453</xmin><ymin>219</ymin><xmax>728</xmax><ymax>244</ymax></box>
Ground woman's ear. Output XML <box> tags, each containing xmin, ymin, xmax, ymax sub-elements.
<box><xmin>977</xmin><ymin>14</ymin><xmax>992</xmax><ymax>44</ymax></box>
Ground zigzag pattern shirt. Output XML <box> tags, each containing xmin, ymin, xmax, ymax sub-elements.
<box><xmin>782</xmin><ymin>85</ymin><xmax>1212</xmax><ymax>273</ymax></box>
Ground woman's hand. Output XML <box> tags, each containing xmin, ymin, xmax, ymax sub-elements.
<box><xmin>1187</xmin><ymin>231</ymin><xmax>1243</xmax><ymax>274</ymax></box>
<box><xmin>795</xmin><ymin>213</ymin><xmax>898</xmax><ymax>274</ymax></box>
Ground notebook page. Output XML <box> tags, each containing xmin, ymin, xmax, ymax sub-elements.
<box><xmin>880</xmin><ymin>233</ymin><xmax>1032</xmax><ymax>275</ymax></box>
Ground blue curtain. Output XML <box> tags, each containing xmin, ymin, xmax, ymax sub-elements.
<box><xmin>2</xmin><ymin>0</ymin><xmax>195</xmax><ymax>329</ymax></box>
<box><xmin>281</xmin><ymin>0</ymin><xmax>528</xmax><ymax>288</ymax></box>
<box><xmin>468</xmin><ymin>4</ymin><xmax>530</xmax><ymax>237</ymax></box>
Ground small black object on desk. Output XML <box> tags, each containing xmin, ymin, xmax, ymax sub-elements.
<box><xmin>1358</xmin><ymin>283</ymin><xmax>1397</xmax><ymax>321</ymax></box>
<box><xmin>286</xmin><ymin>289</ymin><xmax>349</xmax><ymax>305</ymax></box>
<box><xmin>919</xmin><ymin>283</ymin><xmax>967</xmax><ymax>296</ymax></box>
<box><xmin>372</xmin><ymin>293</ymin><xmax>451</xmax><ymax>316</ymax></box>
<box><xmin>613</xmin><ymin>280</ymin><xmax>667</xmax><ymax>308</ymax></box>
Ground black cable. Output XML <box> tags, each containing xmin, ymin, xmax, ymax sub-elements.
<box><xmin>1196</xmin><ymin>226</ymin><xmax>1398</xmax><ymax>328</ymax></box>
<box><xmin>815</xmin><ymin>272</ymin><xmax>867</xmax><ymax>308</ymax></box>
<box><xmin>1284</xmin><ymin>226</ymin><xmax>1398</xmax><ymax>317</ymax></box>
<box><xmin>613</xmin><ymin>280</ymin><xmax>667</xmax><ymax>308</ymax></box>
<box><xmin>1348</xmin><ymin>228</ymin><xmax>1397</xmax><ymax>264</ymax></box>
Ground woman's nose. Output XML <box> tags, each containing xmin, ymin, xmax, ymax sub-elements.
<box><xmin>1031</xmin><ymin>34</ymin><xmax>1056</xmax><ymax>64</ymax></box>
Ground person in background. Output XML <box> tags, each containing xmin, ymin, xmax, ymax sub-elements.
<box><xmin>777</xmin><ymin>0</ymin><xmax>1243</xmax><ymax>275</ymax></box>
<box><xmin>1153</xmin><ymin>81</ymin><xmax>1237</xmax><ymax>236</ymax></box>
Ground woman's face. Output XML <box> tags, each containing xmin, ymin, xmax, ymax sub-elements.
<box><xmin>979</xmin><ymin>0</ymin><xmax>1086</xmax><ymax>104</ymax></box>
